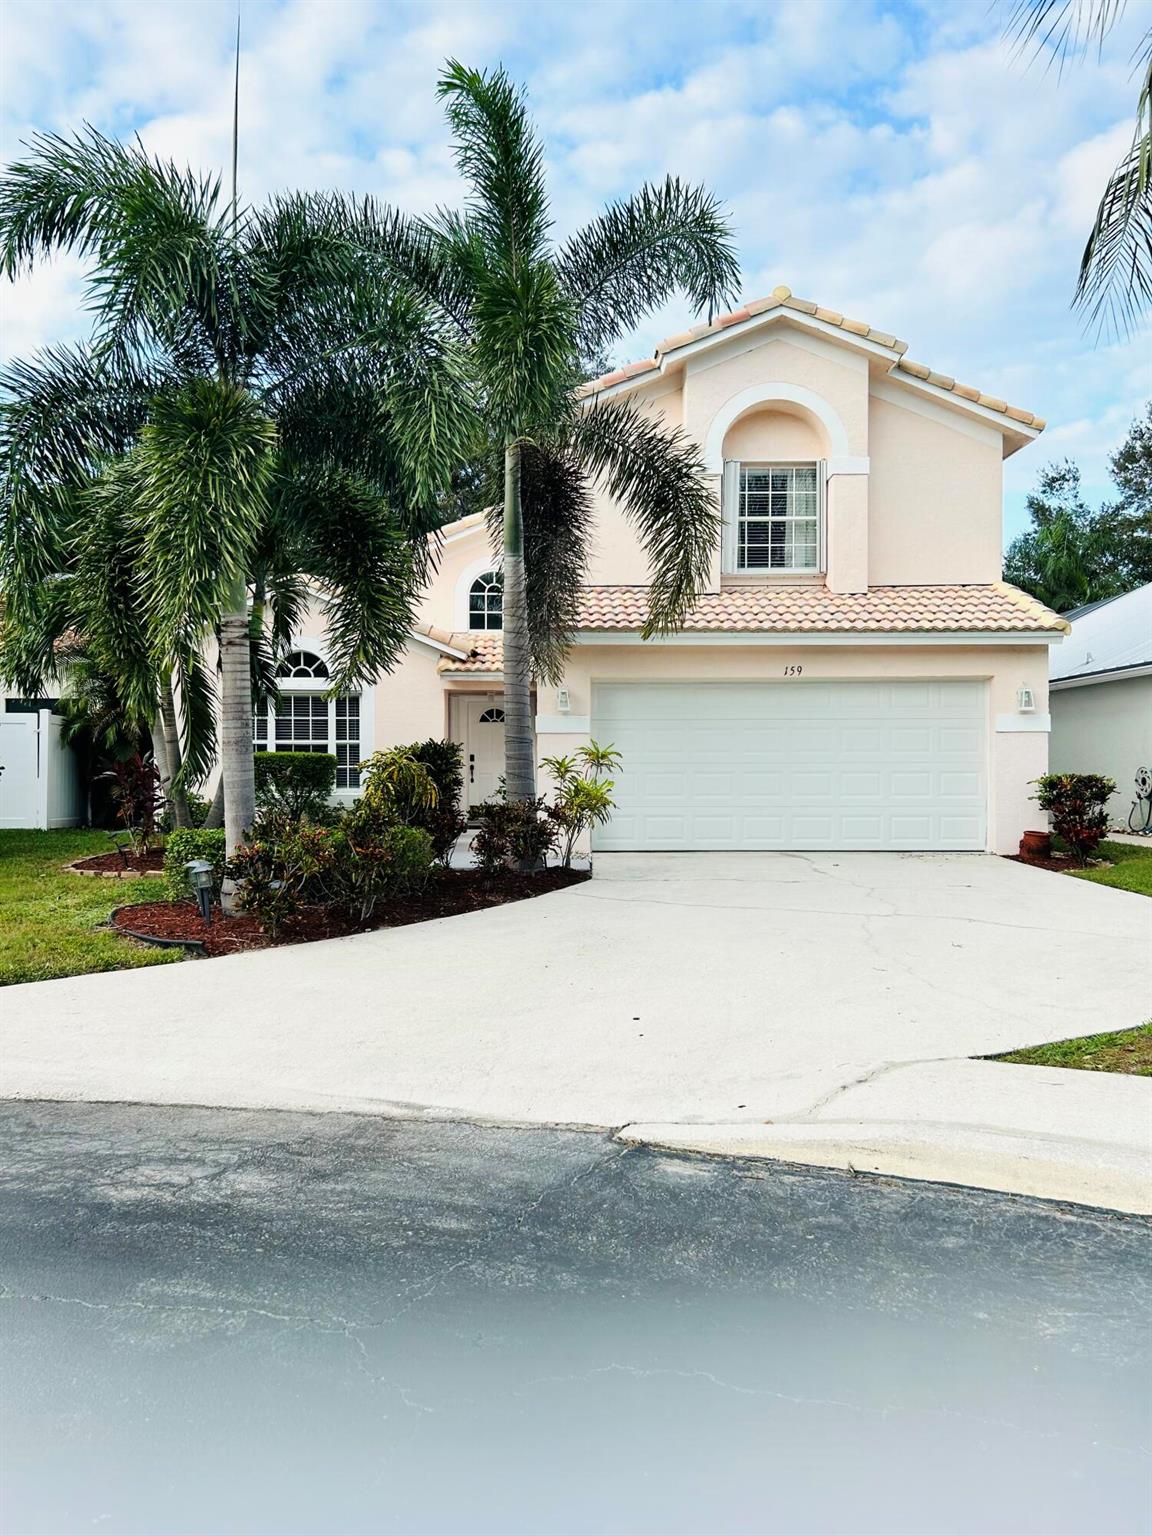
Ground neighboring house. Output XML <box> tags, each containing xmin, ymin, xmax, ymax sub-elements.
<box><xmin>1049</xmin><ymin>584</ymin><xmax>1152</xmax><ymax>827</ymax></box>
<box><xmin>281</xmin><ymin>285</ymin><xmax>1068</xmax><ymax>854</ymax></box>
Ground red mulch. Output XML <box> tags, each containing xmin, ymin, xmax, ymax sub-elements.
<box><xmin>111</xmin><ymin>867</ymin><xmax>590</xmax><ymax>958</ymax></box>
<box><xmin>71</xmin><ymin>847</ymin><xmax>167</xmax><ymax>875</ymax></box>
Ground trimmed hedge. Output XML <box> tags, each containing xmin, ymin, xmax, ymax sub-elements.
<box><xmin>254</xmin><ymin>751</ymin><xmax>337</xmax><ymax>818</ymax></box>
<box><xmin>163</xmin><ymin>827</ymin><xmax>227</xmax><ymax>899</ymax></box>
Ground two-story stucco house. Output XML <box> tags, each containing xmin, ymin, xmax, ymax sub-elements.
<box><xmin>273</xmin><ymin>287</ymin><xmax>1066</xmax><ymax>854</ymax></box>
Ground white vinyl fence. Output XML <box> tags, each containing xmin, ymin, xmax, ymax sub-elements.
<box><xmin>0</xmin><ymin>710</ymin><xmax>83</xmax><ymax>830</ymax></box>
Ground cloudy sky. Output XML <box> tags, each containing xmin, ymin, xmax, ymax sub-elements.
<box><xmin>2</xmin><ymin>0</ymin><xmax>1149</xmax><ymax>539</ymax></box>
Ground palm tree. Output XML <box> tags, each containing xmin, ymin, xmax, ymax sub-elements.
<box><xmin>1006</xmin><ymin>1</ymin><xmax>1151</xmax><ymax>334</ymax></box>
<box><xmin>0</xmin><ymin>129</ymin><xmax>475</xmax><ymax>882</ymax></box>
<box><xmin>320</xmin><ymin>62</ymin><xmax>740</xmax><ymax>800</ymax></box>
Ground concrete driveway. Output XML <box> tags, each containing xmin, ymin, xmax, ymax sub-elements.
<box><xmin>1</xmin><ymin>852</ymin><xmax>1146</xmax><ymax>1137</ymax></box>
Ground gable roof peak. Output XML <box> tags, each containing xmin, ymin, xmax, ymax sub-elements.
<box><xmin>583</xmin><ymin>288</ymin><xmax>1044</xmax><ymax>433</ymax></box>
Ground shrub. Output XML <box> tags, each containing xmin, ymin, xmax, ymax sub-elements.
<box><xmin>318</xmin><ymin>803</ymin><xmax>434</xmax><ymax>923</ymax></box>
<box><xmin>358</xmin><ymin>747</ymin><xmax>438</xmax><ymax>819</ymax></box>
<box><xmin>254</xmin><ymin>751</ymin><xmax>336</xmax><ymax>819</ymax></box>
<box><xmin>407</xmin><ymin>739</ymin><xmax>468</xmax><ymax>861</ymax></box>
<box><xmin>163</xmin><ymin>827</ymin><xmax>227</xmax><ymax>899</ymax></box>
<box><xmin>223</xmin><ymin>810</ymin><xmax>335</xmax><ymax>937</ymax></box>
<box><xmin>541</xmin><ymin>742</ymin><xmax>622</xmax><ymax>867</ymax></box>
<box><xmin>471</xmin><ymin>796</ymin><xmax>558</xmax><ymax>873</ymax></box>
<box><xmin>100</xmin><ymin>753</ymin><xmax>162</xmax><ymax>856</ymax></box>
<box><xmin>1032</xmin><ymin>773</ymin><xmax>1117</xmax><ymax>865</ymax></box>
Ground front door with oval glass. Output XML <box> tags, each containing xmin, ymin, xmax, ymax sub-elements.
<box><xmin>458</xmin><ymin>696</ymin><xmax>506</xmax><ymax>808</ymax></box>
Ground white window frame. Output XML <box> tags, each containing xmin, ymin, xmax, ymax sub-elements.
<box><xmin>467</xmin><ymin>568</ymin><xmax>504</xmax><ymax>631</ymax></box>
<box><xmin>252</xmin><ymin>640</ymin><xmax>375</xmax><ymax>798</ymax></box>
<box><xmin>722</xmin><ymin>459</ymin><xmax>826</xmax><ymax>575</ymax></box>
<box><xmin>454</xmin><ymin>554</ymin><xmax>505</xmax><ymax>631</ymax></box>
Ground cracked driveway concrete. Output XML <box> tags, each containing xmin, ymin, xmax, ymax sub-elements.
<box><xmin>1</xmin><ymin>852</ymin><xmax>1147</xmax><ymax>1131</ymax></box>
<box><xmin>2</xmin><ymin>1102</ymin><xmax>1150</xmax><ymax>1536</ymax></box>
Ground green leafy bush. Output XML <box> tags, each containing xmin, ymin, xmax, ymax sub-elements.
<box><xmin>224</xmin><ymin>810</ymin><xmax>335</xmax><ymax>937</ymax></box>
<box><xmin>318</xmin><ymin>804</ymin><xmax>434</xmax><ymax>923</ymax></box>
<box><xmin>471</xmin><ymin>796</ymin><xmax>558</xmax><ymax>873</ymax></box>
<box><xmin>254</xmin><ymin>752</ymin><xmax>337</xmax><ymax>819</ymax></box>
<box><xmin>163</xmin><ymin>827</ymin><xmax>228</xmax><ymax>899</ymax></box>
<box><xmin>541</xmin><ymin>742</ymin><xmax>622</xmax><ymax>867</ymax></box>
<box><xmin>1032</xmin><ymin>772</ymin><xmax>1117</xmax><ymax>865</ymax></box>
<box><xmin>389</xmin><ymin>739</ymin><xmax>468</xmax><ymax>861</ymax></box>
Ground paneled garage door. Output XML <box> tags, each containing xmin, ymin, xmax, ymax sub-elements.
<box><xmin>591</xmin><ymin>681</ymin><xmax>986</xmax><ymax>851</ymax></box>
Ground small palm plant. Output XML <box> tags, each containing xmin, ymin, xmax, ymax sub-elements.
<box><xmin>0</xmin><ymin>129</ymin><xmax>475</xmax><ymax>892</ymax></box>
<box><xmin>542</xmin><ymin>742</ymin><xmax>623</xmax><ymax>867</ymax></box>
<box><xmin>325</xmin><ymin>62</ymin><xmax>740</xmax><ymax>801</ymax></box>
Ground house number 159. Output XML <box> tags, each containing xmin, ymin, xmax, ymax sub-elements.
<box><xmin>783</xmin><ymin>664</ymin><xmax>803</xmax><ymax>676</ymax></box>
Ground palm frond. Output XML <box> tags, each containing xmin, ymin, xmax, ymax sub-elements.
<box><xmin>438</xmin><ymin>62</ymin><xmax>550</xmax><ymax>269</ymax></box>
<box><xmin>173</xmin><ymin>643</ymin><xmax>217</xmax><ymax>788</ymax></box>
<box><xmin>573</xmin><ymin>400</ymin><xmax>719</xmax><ymax>636</ymax></box>
<box><xmin>0</xmin><ymin>126</ymin><xmax>232</xmax><ymax>362</ymax></box>
<box><xmin>0</xmin><ymin>575</ymin><xmax>72</xmax><ymax>696</ymax></box>
<box><xmin>271</xmin><ymin>289</ymin><xmax>480</xmax><ymax>534</ymax></box>
<box><xmin>0</xmin><ymin>343</ymin><xmax>165</xmax><ymax>591</ymax></box>
<box><xmin>1003</xmin><ymin>0</ymin><xmax>1129</xmax><ymax>65</ymax></box>
<box><xmin>1075</xmin><ymin>57</ymin><xmax>1152</xmax><ymax>336</ymax></box>
<box><xmin>135</xmin><ymin>379</ymin><xmax>275</xmax><ymax>649</ymax></box>
<box><xmin>556</xmin><ymin>177</ymin><xmax>740</xmax><ymax>353</ymax></box>
<box><xmin>68</xmin><ymin>462</ymin><xmax>160</xmax><ymax>726</ymax></box>
<box><xmin>276</xmin><ymin>468</ymin><xmax>420</xmax><ymax>692</ymax></box>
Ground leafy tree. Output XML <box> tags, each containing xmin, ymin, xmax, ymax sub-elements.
<box><xmin>329</xmin><ymin>62</ymin><xmax>739</xmax><ymax>801</ymax></box>
<box><xmin>1004</xmin><ymin>407</ymin><xmax>1152</xmax><ymax>609</ymax></box>
<box><xmin>1097</xmin><ymin>401</ymin><xmax>1152</xmax><ymax>587</ymax></box>
<box><xmin>0</xmin><ymin>128</ymin><xmax>474</xmax><ymax>892</ymax></box>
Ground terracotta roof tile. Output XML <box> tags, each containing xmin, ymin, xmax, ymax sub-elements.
<box><xmin>437</xmin><ymin>583</ymin><xmax>1067</xmax><ymax>671</ymax></box>
<box><xmin>582</xmin><ymin>286</ymin><xmax>1044</xmax><ymax>430</ymax></box>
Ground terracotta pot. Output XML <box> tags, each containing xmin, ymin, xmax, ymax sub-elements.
<box><xmin>1020</xmin><ymin>830</ymin><xmax>1052</xmax><ymax>860</ymax></box>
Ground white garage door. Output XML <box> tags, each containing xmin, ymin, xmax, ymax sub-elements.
<box><xmin>592</xmin><ymin>681</ymin><xmax>986</xmax><ymax>851</ymax></box>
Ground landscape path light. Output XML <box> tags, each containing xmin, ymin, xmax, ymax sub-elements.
<box><xmin>184</xmin><ymin>860</ymin><xmax>215</xmax><ymax>925</ymax></box>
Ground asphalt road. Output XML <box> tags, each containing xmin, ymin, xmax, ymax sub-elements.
<box><xmin>0</xmin><ymin>1102</ymin><xmax>1149</xmax><ymax>1536</ymax></box>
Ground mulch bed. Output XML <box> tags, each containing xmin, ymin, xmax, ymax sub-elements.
<box><xmin>110</xmin><ymin>867</ymin><xmax>590</xmax><ymax>958</ymax></box>
<box><xmin>69</xmin><ymin>847</ymin><xmax>167</xmax><ymax>876</ymax></box>
<box><xmin>1006</xmin><ymin>853</ymin><xmax>1106</xmax><ymax>873</ymax></box>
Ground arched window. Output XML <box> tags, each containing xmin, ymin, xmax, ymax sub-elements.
<box><xmin>256</xmin><ymin>647</ymin><xmax>362</xmax><ymax>790</ymax></box>
<box><xmin>277</xmin><ymin>649</ymin><xmax>329</xmax><ymax>679</ymax></box>
<box><xmin>468</xmin><ymin>570</ymin><xmax>503</xmax><ymax>630</ymax></box>
<box><xmin>478</xmin><ymin>707</ymin><xmax>505</xmax><ymax>723</ymax></box>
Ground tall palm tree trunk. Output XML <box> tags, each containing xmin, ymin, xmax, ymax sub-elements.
<box><xmin>219</xmin><ymin>573</ymin><xmax>256</xmax><ymax>909</ymax></box>
<box><xmin>502</xmin><ymin>440</ymin><xmax>535</xmax><ymax>802</ymax></box>
<box><xmin>203</xmin><ymin>776</ymin><xmax>225</xmax><ymax>829</ymax></box>
<box><xmin>158</xmin><ymin>679</ymin><xmax>191</xmax><ymax>828</ymax></box>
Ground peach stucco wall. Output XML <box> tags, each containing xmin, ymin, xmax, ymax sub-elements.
<box><xmin>578</xmin><ymin>323</ymin><xmax>1007</xmax><ymax>592</ymax></box>
<box><xmin>867</xmin><ymin>393</ymin><xmax>1003</xmax><ymax>585</ymax></box>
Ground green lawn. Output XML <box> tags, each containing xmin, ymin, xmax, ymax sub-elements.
<box><xmin>995</xmin><ymin>1024</ymin><xmax>1152</xmax><ymax>1077</ymax></box>
<box><xmin>0</xmin><ymin>829</ymin><xmax>182</xmax><ymax>987</ymax></box>
<box><xmin>1069</xmin><ymin>839</ymin><xmax>1152</xmax><ymax>897</ymax></box>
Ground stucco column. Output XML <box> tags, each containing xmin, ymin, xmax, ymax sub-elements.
<box><xmin>825</xmin><ymin>469</ymin><xmax>869</xmax><ymax>593</ymax></box>
<box><xmin>703</xmin><ymin>472</ymin><xmax>723</xmax><ymax>592</ymax></box>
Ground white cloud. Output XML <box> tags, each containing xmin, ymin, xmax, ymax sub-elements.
<box><xmin>1</xmin><ymin>0</ymin><xmax>1148</xmax><ymax>546</ymax></box>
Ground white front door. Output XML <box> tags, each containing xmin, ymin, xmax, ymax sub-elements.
<box><xmin>592</xmin><ymin>680</ymin><xmax>987</xmax><ymax>851</ymax></box>
<box><xmin>459</xmin><ymin>696</ymin><xmax>507</xmax><ymax>807</ymax></box>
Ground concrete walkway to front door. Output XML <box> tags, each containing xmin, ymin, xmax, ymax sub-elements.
<box><xmin>2</xmin><ymin>853</ymin><xmax>1148</xmax><ymax>1208</ymax></box>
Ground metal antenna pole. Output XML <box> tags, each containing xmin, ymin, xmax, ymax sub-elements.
<box><xmin>230</xmin><ymin>2</ymin><xmax>241</xmax><ymax>235</ymax></box>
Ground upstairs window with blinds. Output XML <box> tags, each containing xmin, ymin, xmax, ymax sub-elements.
<box><xmin>728</xmin><ymin>463</ymin><xmax>822</xmax><ymax>573</ymax></box>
